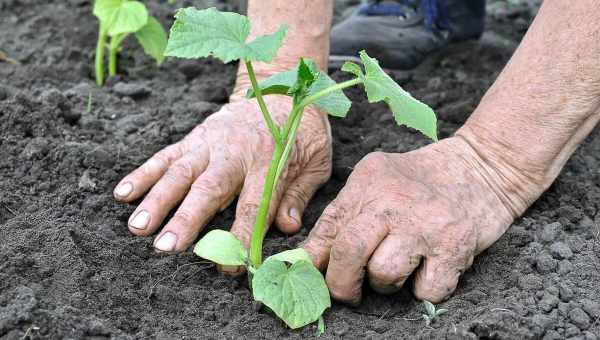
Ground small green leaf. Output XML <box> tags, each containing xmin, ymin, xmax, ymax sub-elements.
<box><xmin>135</xmin><ymin>16</ymin><xmax>168</xmax><ymax>65</ymax></box>
<box><xmin>307</xmin><ymin>72</ymin><xmax>352</xmax><ymax>117</ymax></box>
<box><xmin>253</xmin><ymin>259</ymin><xmax>331</xmax><ymax>329</ymax></box>
<box><xmin>194</xmin><ymin>230</ymin><xmax>247</xmax><ymax>266</ymax></box>
<box><xmin>165</xmin><ymin>7</ymin><xmax>287</xmax><ymax>63</ymax></box>
<box><xmin>94</xmin><ymin>0</ymin><xmax>149</xmax><ymax>36</ymax></box>
<box><xmin>423</xmin><ymin>300</ymin><xmax>436</xmax><ymax>316</ymax></box>
<box><xmin>341</xmin><ymin>61</ymin><xmax>364</xmax><ymax>78</ymax></box>
<box><xmin>359</xmin><ymin>50</ymin><xmax>438</xmax><ymax>141</ymax></box>
<box><xmin>246</xmin><ymin>68</ymin><xmax>297</xmax><ymax>97</ymax></box>
<box><xmin>267</xmin><ymin>248</ymin><xmax>312</xmax><ymax>264</ymax></box>
<box><xmin>436</xmin><ymin>308</ymin><xmax>448</xmax><ymax>317</ymax></box>
<box><xmin>247</xmin><ymin>59</ymin><xmax>351</xmax><ymax>117</ymax></box>
<box><xmin>316</xmin><ymin>316</ymin><xmax>326</xmax><ymax>336</ymax></box>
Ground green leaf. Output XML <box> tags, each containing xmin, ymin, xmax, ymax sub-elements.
<box><xmin>307</xmin><ymin>72</ymin><xmax>352</xmax><ymax>117</ymax></box>
<box><xmin>193</xmin><ymin>230</ymin><xmax>247</xmax><ymax>266</ymax></box>
<box><xmin>94</xmin><ymin>0</ymin><xmax>149</xmax><ymax>36</ymax></box>
<box><xmin>165</xmin><ymin>7</ymin><xmax>287</xmax><ymax>63</ymax></box>
<box><xmin>253</xmin><ymin>259</ymin><xmax>331</xmax><ymax>329</ymax></box>
<box><xmin>267</xmin><ymin>248</ymin><xmax>312</xmax><ymax>264</ymax></box>
<box><xmin>359</xmin><ymin>50</ymin><xmax>438</xmax><ymax>141</ymax></box>
<box><xmin>423</xmin><ymin>300</ymin><xmax>436</xmax><ymax>316</ymax></box>
<box><xmin>135</xmin><ymin>16</ymin><xmax>168</xmax><ymax>65</ymax></box>
<box><xmin>341</xmin><ymin>61</ymin><xmax>363</xmax><ymax>78</ymax></box>
<box><xmin>316</xmin><ymin>316</ymin><xmax>326</xmax><ymax>336</ymax></box>
<box><xmin>246</xmin><ymin>59</ymin><xmax>351</xmax><ymax>117</ymax></box>
<box><xmin>436</xmin><ymin>308</ymin><xmax>448</xmax><ymax>317</ymax></box>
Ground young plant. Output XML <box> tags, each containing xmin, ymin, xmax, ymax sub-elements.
<box><xmin>93</xmin><ymin>0</ymin><xmax>168</xmax><ymax>86</ymax></box>
<box><xmin>422</xmin><ymin>300</ymin><xmax>448</xmax><ymax>326</ymax></box>
<box><xmin>164</xmin><ymin>7</ymin><xmax>438</xmax><ymax>330</ymax></box>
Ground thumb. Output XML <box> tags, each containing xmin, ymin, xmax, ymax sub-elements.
<box><xmin>275</xmin><ymin>166</ymin><xmax>330</xmax><ymax>234</ymax></box>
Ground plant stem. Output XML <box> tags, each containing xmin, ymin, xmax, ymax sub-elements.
<box><xmin>245</xmin><ymin>60</ymin><xmax>281</xmax><ymax>143</ymax></box>
<box><xmin>249</xmin><ymin>142</ymin><xmax>284</xmax><ymax>267</ymax></box>
<box><xmin>248</xmin><ymin>75</ymin><xmax>363</xmax><ymax>268</ymax></box>
<box><xmin>95</xmin><ymin>25</ymin><xmax>107</xmax><ymax>86</ymax></box>
<box><xmin>108</xmin><ymin>34</ymin><xmax>128</xmax><ymax>78</ymax></box>
<box><xmin>298</xmin><ymin>78</ymin><xmax>362</xmax><ymax>109</ymax></box>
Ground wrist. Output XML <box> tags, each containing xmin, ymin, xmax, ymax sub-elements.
<box><xmin>453</xmin><ymin>127</ymin><xmax>547</xmax><ymax>218</ymax></box>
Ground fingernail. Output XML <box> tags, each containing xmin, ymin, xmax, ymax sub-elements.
<box><xmin>154</xmin><ymin>232</ymin><xmax>177</xmax><ymax>252</ymax></box>
<box><xmin>129</xmin><ymin>210</ymin><xmax>150</xmax><ymax>230</ymax></box>
<box><xmin>115</xmin><ymin>182</ymin><xmax>133</xmax><ymax>197</ymax></box>
<box><xmin>289</xmin><ymin>207</ymin><xmax>301</xmax><ymax>224</ymax></box>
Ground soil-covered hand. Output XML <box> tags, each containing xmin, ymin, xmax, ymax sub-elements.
<box><xmin>113</xmin><ymin>96</ymin><xmax>331</xmax><ymax>252</ymax></box>
<box><xmin>303</xmin><ymin>137</ymin><xmax>517</xmax><ymax>304</ymax></box>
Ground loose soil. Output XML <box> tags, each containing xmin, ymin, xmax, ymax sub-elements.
<box><xmin>1</xmin><ymin>1</ymin><xmax>599</xmax><ymax>339</ymax></box>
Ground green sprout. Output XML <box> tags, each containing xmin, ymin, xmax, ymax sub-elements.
<box><xmin>165</xmin><ymin>7</ymin><xmax>438</xmax><ymax>330</ymax></box>
<box><xmin>422</xmin><ymin>300</ymin><xmax>448</xmax><ymax>326</ymax></box>
<box><xmin>93</xmin><ymin>0</ymin><xmax>168</xmax><ymax>86</ymax></box>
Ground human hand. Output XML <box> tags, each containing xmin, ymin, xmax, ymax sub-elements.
<box><xmin>114</xmin><ymin>96</ymin><xmax>332</xmax><ymax>252</ymax></box>
<box><xmin>302</xmin><ymin>137</ymin><xmax>517</xmax><ymax>304</ymax></box>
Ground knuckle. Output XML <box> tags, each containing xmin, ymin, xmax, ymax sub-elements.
<box><xmin>331</xmin><ymin>232</ymin><xmax>366</xmax><ymax>262</ymax></box>
<box><xmin>285</xmin><ymin>186</ymin><xmax>309</xmax><ymax>207</ymax></box>
<box><xmin>172</xmin><ymin>209</ymin><xmax>196</xmax><ymax>228</ymax></box>
<box><xmin>165</xmin><ymin>160</ymin><xmax>196</xmax><ymax>183</ymax></box>
<box><xmin>192</xmin><ymin>174</ymin><xmax>227</xmax><ymax>199</ymax></box>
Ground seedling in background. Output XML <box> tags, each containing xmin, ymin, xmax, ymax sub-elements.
<box><xmin>93</xmin><ymin>0</ymin><xmax>168</xmax><ymax>86</ymax></box>
<box><xmin>165</xmin><ymin>7</ymin><xmax>438</xmax><ymax>330</ymax></box>
<box><xmin>422</xmin><ymin>300</ymin><xmax>448</xmax><ymax>326</ymax></box>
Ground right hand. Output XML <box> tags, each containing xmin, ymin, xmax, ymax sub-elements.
<box><xmin>113</xmin><ymin>96</ymin><xmax>332</xmax><ymax>253</ymax></box>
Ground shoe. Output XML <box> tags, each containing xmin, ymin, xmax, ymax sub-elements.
<box><xmin>330</xmin><ymin>0</ymin><xmax>486</xmax><ymax>70</ymax></box>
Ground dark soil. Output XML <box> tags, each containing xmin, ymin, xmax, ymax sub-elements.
<box><xmin>1</xmin><ymin>1</ymin><xmax>599</xmax><ymax>339</ymax></box>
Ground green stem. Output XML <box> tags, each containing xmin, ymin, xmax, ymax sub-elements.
<box><xmin>247</xmin><ymin>76</ymin><xmax>363</xmax><ymax>268</ymax></box>
<box><xmin>108</xmin><ymin>34</ymin><xmax>128</xmax><ymax>78</ymax></box>
<box><xmin>245</xmin><ymin>60</ymin><xmax>281</xmax><ymax>143</ymax></box>
<box><xmin>249</xmin><ymin>142</ymin><xmax>284</xmax><ymax>267</ymax></box>
<box><xmin>95</xmin><ymin>25</ymin><xmax>107</xmax><ymax>86</ymax></box>
<box><xmin>298</xmin><ymin>78</ymin><xmax>362</xmax><ymax>109</ymax></box>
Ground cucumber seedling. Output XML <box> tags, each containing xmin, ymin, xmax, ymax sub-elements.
<box><xmin>93</xmin><ymin>0</ymin><xmax>168</xmax><ymax>86</ymax></box>
<box><xmin>164</xmin><ymin>7</ymin><xmax>438</xmax><ymax>330</ymax></box>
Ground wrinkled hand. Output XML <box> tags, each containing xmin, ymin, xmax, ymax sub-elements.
<box><xmin>114</xmin><ymin>96</ymin><xmax>331</xmax><ymax>252</ymax></box>
<box><xmin>303</xmin><ymin>137</ymin><xmax>516</xmax><ymax>304</ymax></box>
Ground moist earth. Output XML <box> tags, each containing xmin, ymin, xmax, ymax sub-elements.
<box><xmin>1</xmin><ymin>0</ymin><xmax>599</xmax><ymax>339</ymax></box>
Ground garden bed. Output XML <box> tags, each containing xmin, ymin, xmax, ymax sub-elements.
<box><xmin>1</xmin><ymin>0</ymin><xmax>599</xmax><ymax>339</ymax></box>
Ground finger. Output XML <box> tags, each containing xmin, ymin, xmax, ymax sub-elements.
<box><xmin>275</xmin><ymin>166</ymin><xmax>330</xmax><ymax>234</ymax></box>
<box><xmin>153</xmin><ymin>160</ymin><xmax>244</xmax><ymax>252</ymax></box>
<box><xmin>301</xmin><ymin>199</ymin><xmax>345</xmax><ymax>271</ymax></box>
<box><xmin>326</xmin><ymin>213</ymin><xmax>389</xmax><ymax>305</ymax></box>
<box><xmin>367</xmin><ymin>234</ymin><xmax>424</xmax><ymax>294</ymax></box>
<box><xmin>229</xmin><ymin>167</ymin><xmax>287</xmax><ymax>249</ymax></box>
<box><xmin>114</xmin><ymin>141</ymin><xmax>189</xmax><ymax>202</ymax></box>
<box><xmin>413</xmin><ymin>254</ymin><xmax>473</xmax><ymax>303</ymax></box>
<box><xmin>128</xmin><ymin>145</ymin><xmax>209</xmax><ymax>236</ymax></box>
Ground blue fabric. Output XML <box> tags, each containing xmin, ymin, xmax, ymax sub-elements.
<box><xmin>358</xmin><ymin>0</ymin><xmax>414</xmax><ymax>17</ymax></box>
<box><xmin>358</xmin><ymin>0</ymin><xmax>443</xmax><ymax>31</ymax></box>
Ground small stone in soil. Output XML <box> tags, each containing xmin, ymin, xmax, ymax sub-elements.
<box><xmin>112</xmin><ymin>82</ymin><xmax>151</xmax><ymax>99</ymax></box>
<box><xmin>549</xmin><ymin>242</ymin><xmax>573</xmax><ymax>260</ymax></box>
<box><xmin>559</xmin><ymin>283</ymin><xmax>574</xmax><ymax>302</ymax></box>
<box><xmin>531</xmin><ymin>314</ymin><xmax>554</xmax><ymax>331</ymax></box>
<box><xmin>540</xmin><ymin>222</ymin><xmax>561</xmax><ymax>243</ymax></box>
<box><xmin>536</xmin><ymin>253</ymin><xmax>557</xmax><ymax>273</ymax></box>
<box><xmin>539</xmin><ymin>293</ymin><xmax>559</xmax><ymax>312</ymax></box>
<box><xmin>580</xmin><ymin>299</ymin><xmax>600</xmax><ymax>319</ymax></box>
<box><xmin>568</xmin><ymin>308</ymin><xmax>591</xmax><ymax>330</ymax></box>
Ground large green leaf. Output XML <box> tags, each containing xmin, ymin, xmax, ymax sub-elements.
<box><xmin>253</xmin><ymin>258</ymin><xmax>330</xmax><ymax>329</ymax></box>
<box><xmin>359</xmin><ymin>50</ymin><xmax>438</xmax><ymax>141</ymax></box>
<box><xmin>165</xmin><ymin>7</ymin><xmax>287</xmax><ymax>63</ymax></box>
<box><xmin>193</xmin><ymin>230</ymin><xmax>247</xmax><ymax>266</ymax></box>
<box><xmin>94</xmin><ymin>0</ymin><xmax>149</xmax><ymax>36</ymax></box>
<box><xmin>246</xmin><ymin>59</ymin><xmax>351</xmax><ymax>117</ymax></box>
<box><xmin>135</xmin><ymin>16</ymin><xmax>168</xmax><ymax>65</ymax></box>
